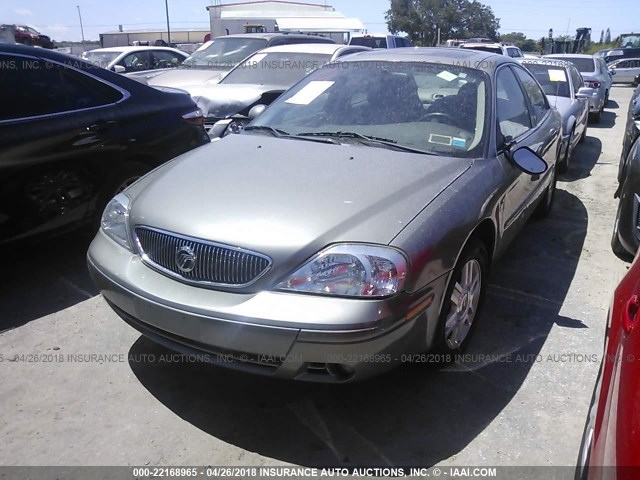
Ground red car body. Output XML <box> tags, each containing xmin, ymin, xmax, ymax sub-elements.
<box><xmin>578</xmin><ymin>254</ymin><xmax>640</xmax><ymax>479</ymax></box>
<box><xmin>3</xmin><ymin>25</ymin><xmax>54</xmax><ymax>48</ymax></box>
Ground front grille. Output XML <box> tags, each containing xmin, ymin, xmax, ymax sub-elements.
<box><xmin>134</xmin><ymin>226</ymin><xmax>271</xmax><ymax>287</ymax></box>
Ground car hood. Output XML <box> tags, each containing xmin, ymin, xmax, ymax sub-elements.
<box><xmin>186</xmin><ymin>83</ymin><xmax>284</xmax><ymax>119</ymax></box>
<box><xmin>128</xmin><ymin>134</ymin><xmax>472</xmax><ymax>273</ymax></box>
<box><xmin>128</xmin><ymin>68</ymin><xmax>228</xmax><ymax>88</ymax></box>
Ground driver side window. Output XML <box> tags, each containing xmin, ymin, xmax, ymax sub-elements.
<box><xmin>496</xmin><ymin>67</ymin><xmax>531</xmax><ymax>140</ymax></box>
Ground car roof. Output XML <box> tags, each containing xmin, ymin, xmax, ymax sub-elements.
<box><xmin>544</xmin><ymin>54</ymin><xmax>595</xmax><ymax>59</ymax></box>
<box><xmin>254</xmin><ymin>43</ymin><xmax>365</xmax><ymax>55</ymax></box>
<box><xmin>518</xmin><ymin>58</ymin><xmax>569</xmax><ymax>68</ymax></box>
<box><xmin>216</xmin><ymin>32</ymin><xmax>331</xmax><ymax>40</ymax></box>
<box><xmin>461</xmin><ymin>42</ymin><xmax>503</xmax><ymax>48</ymax></box>
<box><xmin>87</xmin><ymin>46</ymin><xmax>183</xmax><ymax>53</ymax></box>
<box><xmin>351</xmin><ymin>34</ymin><xmax>393</xmax><ymax>38</ymax></box>
<box><xmin>336</xmin><ymin>47</ymin><xmax>515</xmax><ymax>73</ymax></box>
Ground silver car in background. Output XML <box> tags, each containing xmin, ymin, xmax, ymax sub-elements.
<box><xmin>520</xmin><ymin>58</ymin><xmax>591</xmax><ymax>172</ymax></box>
<box><xmin>88</xmin><ymin>49</ymin><xmax>561</xmax><ymax>383</ymax></box>
<box><xmin>82</xmin><ymin>46</ymin><xmax>188</xmax><ymax>73</ymax></box>
<box><xmin>188</xmin><ymin>43</ymin><xmax>369</xmax><ymax>135</ymax></box>
<box><xmin>545</xmin><ymin>54</ymin><xmax>613</xmax><ymax>122</ymax></box>
<box><xmin>610</xmin><ymin>58</ymin><xmax>640</xmax><ymax>85</ymax></box>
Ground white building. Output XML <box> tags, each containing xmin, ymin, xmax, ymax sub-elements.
<box><xmin>207</xmin><ymin>1</ymin><xmax>365</xmax><ymax>43</ymax></box>
<box><xmin>100</xmin><ymin>28</ymin><xmax>209</xmax><ymax>48</ymax></box>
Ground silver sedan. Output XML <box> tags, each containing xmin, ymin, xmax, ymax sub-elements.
<box><xmin>88</xmin><ymin>48</ymin><xmax>561</xmax><ymax>382</ymax></box>
<box><xmin>610</xmin><ymin>58</ymin><xmax>640</xmax><ymax>85</ymax></box>
<box><xmin>519</xmin><ymin>58</ymin><xmax>592</xmax><ymax>172</ymax></box>
<box><xmin>545</xmin><ymin>54</ymin><xmax>613</xmax><ymax>122</ymax></box>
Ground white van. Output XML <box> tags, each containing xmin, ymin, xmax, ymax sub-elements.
<box><xmin>349</xmin><ymin>34</ymin><xmax>412</xmax><ymax>49</ymax></box>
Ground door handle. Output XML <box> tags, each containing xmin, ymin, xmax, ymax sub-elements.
<box><xmin>87</xmin><ymin>120</ymin><xmax>118</xmax><ymax>133</ymax></box>
<box><xmin>623</xmin><ymin>295</ymin><xmax>640</xmax><ymax>334</ymax></box>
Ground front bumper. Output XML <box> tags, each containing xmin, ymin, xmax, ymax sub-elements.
<box><xmin>88</xmin><ymin>231</ymin><xmax>447</xmax><ymax>383</ymax></box>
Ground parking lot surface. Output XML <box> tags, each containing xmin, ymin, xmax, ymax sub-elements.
<box><xmin>0</xmin><ymin>85</ymin><xmax>636</xmax><ymax>467</ymax></box>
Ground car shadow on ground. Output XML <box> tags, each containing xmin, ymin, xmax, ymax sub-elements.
<box><xmin>0</xmin><ymin>232</ymin><xmax>97</xmax><ymax>332</ymax></box>
<box><xmin>607</xmin><ymin>100</ymin><xmax>620</xmax><ymax>109</ymax></box>
<box><xmin>560</xmin><ymin>137</ymin><xmax>603</xmax><ymax>182</ymax></box>
<box><xmin>589</xmin><ymin>111</ymin><xmax>616</xmax><ymax>129</ymax></box>
<box><xmin>128</xmin><ymin>189</ymin><xmax>588</xmax><ymax>467</ymax></box>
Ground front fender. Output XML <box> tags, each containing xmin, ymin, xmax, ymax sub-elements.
<box><xmin>390</xmin><ymin>160</ymin><xmax>502</xmax><ymax>294</ymax></box>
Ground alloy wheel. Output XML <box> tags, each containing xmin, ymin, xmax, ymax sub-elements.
<box><xmin>445</xmin><ymin>259</ymin><xmax>482</xmax><ymax>349</ymax></box>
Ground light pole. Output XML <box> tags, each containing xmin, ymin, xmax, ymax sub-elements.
<box><xmin>164</xmin><ymin>0</ymin><xmax>171</xmax><ymax>46</ymax></box>
<box><xmin>76</xmin><ymin>5</ymin><xmax>86</xmax><ymax>50</ymax></box>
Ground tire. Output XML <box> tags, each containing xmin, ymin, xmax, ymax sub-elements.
<box><xmin>534</xmin><ymin>163</ymin><xmax>557</xmax><ymax>219</ymax></box>
<box><xmin>604</xmin><ymin>90</ymin><xmax>609</xmax><ymax>109</ymax></box>
<box><xmin>611</xmin><ymin>200</ymin><xmax>635</xmax><ymax>262</ymax></box>
<box><xmin>580</xmin><ymin>123</ymin><xmax>587</xmax><ymax>144</ymax></box>
<box><xmin>92</xmin><ymin>161</ymin><xmax>150</xmax><ymax>230</ymax></box>
<box><xmin>432</xmin><ymin>238</ymin><xmax>488</xmax><ymax>356</ymax></box>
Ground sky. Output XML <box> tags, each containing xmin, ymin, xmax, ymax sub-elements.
<box><xmin>0</xmin><ymin>0</ymin><xmax>637</xmax><ymax>42</ymax></box>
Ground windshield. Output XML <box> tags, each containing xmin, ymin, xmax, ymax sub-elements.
<box><xmin>620</xmin><ymin>34</ymin><xmax>640</xmax><ymax>48</ymax></box>
<box><xmin>183</xmin><ymin>37</ymin><xmax>267</xmax><ymax>69</ymax></box>
<box><xmin>460</xmin><ymin>45</ymin><xmax>502</xmax><ymax>55</ymax></box>
<box><xmin>522</xmin><ymin>63</ymin><xmax>571</xmax><ymax>98</ymax></box>
<box><xmin>249</xmin><ymin>61</ymin><xmax>489</xmax><ymax>158</ymax></box>
<box><xmin>548</xmin><ymin>56</ymin><xmax>595</xmax><ymax>73</ymax></box>
<box><xmin>350</xmin><ymin>37</ymin><xmax>388</xmax><ymax>49</ymax></box>
<box><xmin>84</xmin><ymin>51</ymin><xmax>120</xmax><ymax>67</ymax></box>
<box><xmin>222</xmin><ymin>52</ymin><xmax>332</xmax><ymax>87</ymax></box>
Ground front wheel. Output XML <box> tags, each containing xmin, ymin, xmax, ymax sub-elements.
<box><xmin>433</xmin><ymin>238</ymin><xmax>488</xmax><ymax>355</ymax></box>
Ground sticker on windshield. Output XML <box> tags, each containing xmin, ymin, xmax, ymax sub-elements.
<box><xmin>548</xmin><ymin>69</ymin><xmax>567</xmax><ymax>82</ymax></box>
<box><xmin>428</xmin><ymin>134</ymin><xmax>453</xmax><ymax>146</ymax></box>
<box><xmin>285</xmin><ymin>81</ymin><xmax>335</xmax><ymax>105</ymax></box>
<box><xmin>437</xmin><ymin>71</ymin><xmax>458</xmax><ymax>82</ymax></box>
<box><xmin>452</xmin><ymin>137</ymin><xmax>466</xmax><ymax>148</ymax></box>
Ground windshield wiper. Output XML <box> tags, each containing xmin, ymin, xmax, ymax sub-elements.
<box><xmin>243</xmin><ymin>126</ymin><xmax>336</xmax><ymax>144</ymax></box>
<box><xmin>243</xmin><ymin>125</ymin><xmax>290</xmax><ymax>136</ymax></box>
<box><xmin>296</xmin><ymin>131</ymin><xmax>435</xmax><ymax>155</ymax></box>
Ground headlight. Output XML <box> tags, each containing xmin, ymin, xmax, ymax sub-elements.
<box><xmin>101</xmin><ymin>193</ymin><xmax>132</xmax><ymax>251</ymax></box>
<box><xmin>276</xmin><ymin>244</ymin><xmax>407</xmax><ymax>298</ymax></box>
<box><xmin>223</xmin><ymin>120</ymin><xmax>245</xmax><ymax>137</ymax></box>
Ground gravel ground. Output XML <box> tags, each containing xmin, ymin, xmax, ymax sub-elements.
<box><xmin>0</xmin><ymin>85</ymin><xmax>635</xmax><ymax>468</ymax></box>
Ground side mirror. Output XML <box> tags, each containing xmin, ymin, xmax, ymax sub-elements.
<box><xmin>248</xmin><ymin>104</ymin><xmax>267</xmax><ymax>120</ymax></box>
<box><xmin>511</xmin><ymin>147</ymin><xmax>548</xmax><ymax>175</ymax></box>
<box><xmin>113</xmin><ymin>65</ymin><xmax>126</xmax><ymax>73</ymax></box>
<box><xmin>208</xmin><ymin>119</ymin><xmax>234</xmax><ymax>140</ymax></box>
<box><xmin>609</xmin><ymin>68</ymin><xmax>616</xmax><ymax>76</ymax></box>
<box><xmin>576</xmin><ymin>87</ymin><xmax>595</xmax><ymax>98</ymax></box>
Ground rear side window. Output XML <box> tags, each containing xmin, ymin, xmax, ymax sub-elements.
<box><xmin>507</xmin><ymin>48</ymin><xmax>522</xmax><ymax>58</ymax></box>
<box><xmin>60</xmin><ymin>67</ymin><xmax>123</xmax><ymax>110</ymax></box>
<box><xmin>151</xmin><ymin>50</ymin><xmax>184</xmax><ymax>68</ymax></box>
<box><xmin>513</xmin><ymin>66</ymin><xmax>549</xmax><ymax>126</ymax></box>
<box><xmin>0</xmin><ymin>55</ymin><xmax>122</xmax><ymax>121</ymax></box>
<box><xmin>119</xmin><ymin>51</ymin><xmax>151</xmax><ymax>72</ymax></box>
<box><xmin>570</xmin><ymin>66</ymin><xmax>583</xmax><ymax>92</ymax></box>
<box><xmin>350</xmin><ymin>37</ymin><xmax>388</xmax><ymax>49</ymax></box>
